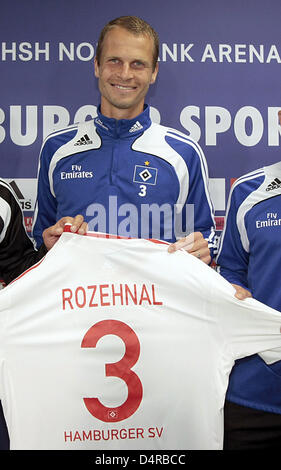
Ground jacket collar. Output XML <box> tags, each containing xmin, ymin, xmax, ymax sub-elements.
<box><xmin>94</xmin><ymin>104</ymin><xmax>151</xmax><ymax>138</ymax></box>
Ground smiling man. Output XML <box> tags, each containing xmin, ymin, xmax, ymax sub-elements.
<box><xmin>94</xmin><ymin>22</ymin><xmax>158</xmax><ymax>119</ymax></box>
<box><xmin>32</xmin><ymin>16</ymin><xmax>216</xmax><ymax>262</ymax></box>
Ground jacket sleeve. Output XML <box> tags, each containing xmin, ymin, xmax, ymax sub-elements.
<box><xmin>32</xmin><ymin>138</ymin><xmax>58</xmax><ymax>248</ymax></box>
<box><xmin>215</xmin><ymin>182</ymin><xmax>250</xmax><ymax>290</ymax></box>
<box><xmin>179</xmin><ymin>141</ymin><xmax>217</xmax><ymax>259</ymax></box>
<box><xmin>0</xmin><ymin>183</ymin><xmax>47</xmax><ymax>285</ymax></box>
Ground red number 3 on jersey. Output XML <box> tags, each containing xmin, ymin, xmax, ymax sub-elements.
<box><xmin>81</xmin><ymin>319</ymin><xmax>143</xmax><ymax>422</ymax></box>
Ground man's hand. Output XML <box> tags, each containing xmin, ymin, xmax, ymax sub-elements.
<box><xmin>168</xmin><ymin>232</ymin><xmax>211</xmax><ymax>265</ymax></box>
<box><xmin>232</xmin><ymin>283</ymin><xmax>252</xmax><ymax>300</ymax></box>
<box><xmin>42</xmin><ymin>215</ymin><xmax>88</xmax><ymax>251</ymax></box>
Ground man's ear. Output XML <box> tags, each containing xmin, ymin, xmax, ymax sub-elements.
<box><xmin>150</xmin><ymin>62</ymin><xmax>159</xmax><ymax>84</ymax></box>
<box><xmin>94</xmin><ymin>57</ymin><xmax>100</xmax><ymax>78</ymax></box>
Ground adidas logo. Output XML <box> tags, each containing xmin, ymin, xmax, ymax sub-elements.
<box><xmin>266</xmin><ymin>177</ymin><xmax>281</xmax><ymax>191</ymax></box>
<box><xmin>129</xmin><ymin>121</ymin><xmax>143</xmax><ymax>133</ymax></box>
<box><xmin>74</xmin><ymin>134</ymin><xmax>93</xmax><ymax>146</ymax></box>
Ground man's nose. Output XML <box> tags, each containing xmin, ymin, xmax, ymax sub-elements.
<box><xmin>118</xmin><ymin>63</ymin><xmax>133</xmax><ymax>80</ymax></box>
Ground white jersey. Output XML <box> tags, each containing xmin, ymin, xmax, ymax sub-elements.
<box><xmin>0</xmin><ymin>231</ymin><xmax>281</xmax><ymax>450</ymax></box>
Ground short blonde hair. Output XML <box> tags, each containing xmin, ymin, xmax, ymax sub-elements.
<box><xmin>96</xmin><ymin>16</ymin><xmax>159</xmax><ymax>71</ymax></box>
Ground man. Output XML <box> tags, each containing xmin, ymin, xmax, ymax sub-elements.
<box><xmin>32</xmin><ymin>16</ymin><xmax>216</xmax><ymax>263</ymax></box>
<box><xmin>215</xmin><ymin>109</ymin><xmax>281</xmax><ymax>449</ymax></box>
<box><xmin>0</xmin><ymin>178</ymin><xmax>87</xmax><ymax>449</ymax></box>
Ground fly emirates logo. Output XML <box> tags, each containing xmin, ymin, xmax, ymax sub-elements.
<box><xmin>60</xmin><ymin>164</ymin><xmax>93</xmax><ymax>180</ymax></box>
<box><xmin>256</xmin><ymin>212</ymin><xmax>281</xmax><ymax>229</ymax></box>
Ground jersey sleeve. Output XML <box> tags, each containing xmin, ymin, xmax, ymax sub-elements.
<box><xmin>209</xmin><ymin>269</ymin><xmax>281</xmax><ymax>361</ymax></box>
<box><xmin>219</xmin><ymin>295</ymin><xmax>281</xmax><ymax>361</ymax></box>
<box><xmin>215</xmin><ymin>182</ymin><xmax>250</xmax><ymax>290</ymax></box>
<box><xmin>0</xmin><ymin>182</ymin><xmax>47</xmax><ymax>285</ymax></box>
<box><xmin>32</xmin><ymin>138</ymin><xmax>58</xmax><ymax>248</ymax></box>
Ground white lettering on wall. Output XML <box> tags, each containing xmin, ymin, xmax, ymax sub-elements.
<box><xmin>1</xmin><ymin>42</ymin><xmax>280</xmax><ymax>63</ymax></box>
<box><xmin>0</xmin><ymin>105</ymin><xmax>280</xmax><ymax>147</ymax></box>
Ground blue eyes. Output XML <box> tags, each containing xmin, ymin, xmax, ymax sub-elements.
<box><xmin>108</xmin><ymin>59</ymin><xmax>145</xmax><ymax>69</ymax></box>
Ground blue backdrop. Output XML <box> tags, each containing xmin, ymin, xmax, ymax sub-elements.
<box><xmin>1</xmin><ymin>0</ymin><xmax>280</xmax><ymax>232</ymax></box>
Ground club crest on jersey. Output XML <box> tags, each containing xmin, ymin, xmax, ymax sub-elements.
<box><xmin>107</xmin><ymin>410</ymin><xmax>118</xmax><ymax>421</ymax></box>
<box><xmin>133</xmin><ymin>165</ymin><xmax>158</xmax><ymax>185</ymax></box>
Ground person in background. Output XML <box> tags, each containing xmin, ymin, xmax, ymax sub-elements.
<box><xmin>0</xmin><ymin>179</ymin><xmax>87</xmax><ymax>286</ymax></box>
<box><xmin>216</xmin><ymin>110</ymin><xmax>281</xmax><ymax>449</ymax></box>
<box><xmin>32</xmin><ymin>15</ymin><xmax>217</xmax><ymax>264</ymax></box>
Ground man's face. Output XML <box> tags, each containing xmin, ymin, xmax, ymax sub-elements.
<box><xmin>94</xmin><ymin>26</ymin><xmax>158</xmax><ymax>119</ymax></box>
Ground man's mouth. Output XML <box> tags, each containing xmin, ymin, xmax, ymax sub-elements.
<box><xmin>112</xmin><ymin>84</ymin><xmax>136</xmax><ymax>91</ymax></box>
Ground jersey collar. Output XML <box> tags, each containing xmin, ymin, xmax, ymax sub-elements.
<box><xmin>94</xmin><ymin>104</ymin><xmax>151</xmax><ymax>138</ymax></box>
